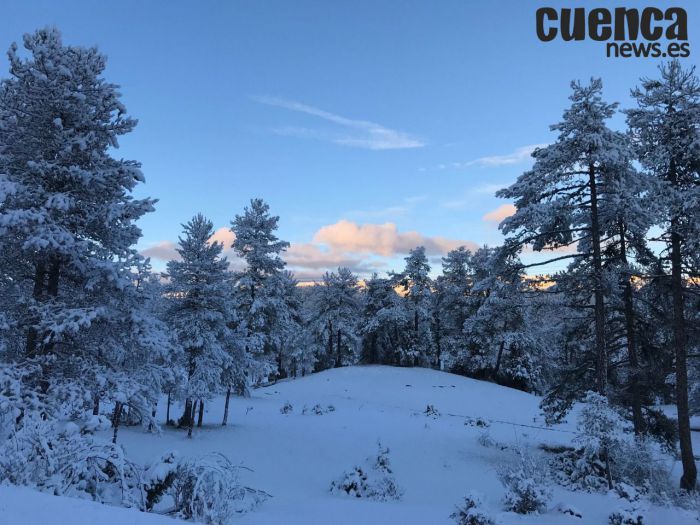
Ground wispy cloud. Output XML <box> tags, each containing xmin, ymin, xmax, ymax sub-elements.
<box><xmin>467</xmin><ymin>144</ymin><xmax>546</xmax><ymax>167</ymax></box>
<box><xmin>482</xmin><ymin>204</ymin><xmax>517</xmax><ymax>224</ymax></box>
<box><xmin>253</xmin><ymin>95</ymin><xmax>425</xmax><ymax>150</ymax></box>
<box><xmin>423</xmin><ymin>143</ymin><xmax>546</xmax><ymax>172</ymax></box>
<box><xmin>438</xmin><ymin>182</ymin><xmax>511</xmax><ymax>210</ymax></box>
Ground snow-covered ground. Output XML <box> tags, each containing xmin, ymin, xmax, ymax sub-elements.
<box><xmin>3</xmin><ymin>366</ymin><xmax>698</xmax><ymax>524</ymax></box>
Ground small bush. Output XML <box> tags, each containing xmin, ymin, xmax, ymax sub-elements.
<box><xmin>279</xmin><ymin>401</ymin><xmax>293</xmax><ymax>414</ymax></box>
<box><xmin>609</xmin><ymin>508</ymin><xmax>645</xmax><ymax>525</ymax></box>
<box><xmin>555</xmin><ymin>503</ymin><xmax>582</xmax><ymax>518</ymax></box>
<box><xmin>302</xmin><ymin>403</ymin><xmax>335</xmax><ymax>415</ymax></box>
<box><xmin>171</xmin><ymin>453</ymin><xmax>268</xmax><ymax>524</ymax></box>
<box><xmin>330</xmin><ymin>442</ymin><xmax>403</xmax><ymax>501</ymax></box>
<box><xmin>450</xmin><ymin>491</ymin><xmax>495</xmax><ymax>525</ymax></box>
<box><xmin>499</xmin><ymin>451</ymin><xmax>551</xmax><ymax>514</ymax></box>
<box><xmin>465</xmin><ymin>417</ymin><xmax>490</xmax><ymax>428</ymax></box>
<box><xmin>425</xmin><ymin>404</ymin><xmax>440</xmax><ymax>418</ymax></box>
<box><xmin>0</xmin><ymin>416</ymin><xmax>143</xmax><ymax>508</ymax></box>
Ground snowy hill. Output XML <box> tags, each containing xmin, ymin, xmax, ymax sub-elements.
<box><xmin>3</xmin><ymin>366</ymin><xmax>697</xmax><ymax>524</ymax></box>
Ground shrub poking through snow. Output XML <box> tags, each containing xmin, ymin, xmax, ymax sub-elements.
<box><xmin>0</xmin><ymin>416</ymin><xmax>144</xmax><ymax>508</ymax></box>
<box><xmin>549</xmin><ymin>392</ymin><xmax>673</xmax><ymax>499</ymax></box>
<box><xmin>465</xmin><ymin>417</ymin><xmax>490</xmax><ymax>428</ymax></box>
<box><xmin>143</xmin><ymin>451</ymin><xmax>180</xmax><ymax>511</ymax></box>
<box><xmin>425</xmin><ymin>404</ymin><xmax>440</xmax><ymax>417</ymax></box>
<box><xmin>280</xmin><ymin>401</ymin><xmax>293</xmax><ymax>414</ymax></box>
<box><xmin>574</xmin><ymin>391</ymin><xmax>627</xmax><ymax>489</ymax></box>
<box><xmin>169</xmin><ymin>453</ymin><xmax>268</xmax><ymax>524</ymax></box>
<box><xmin>450</xmin><ymin>491</ymin><xmax>495</xmax><ymax>525</ymax></box>
<box><xmin>330</xmin><ymin>441</ymin><xmax>403</xmax><ymax>501</ymax></box>
<box><xmin>498</xmin><ymin>451</ymin><xmax>551</xmax><ymax>514</ymax></box>
<box><xmin>555</xmin><ymin>503</ymin><xmax>582</xmax><ymax>518</ymax></box>
<box><xmin>609</xmin><ymin>508</ymin><xmax>645</xmax><ymax>525</ymax></box>
<box><xmin>302</xmin><ymin>403</ymin><xmax>335</xmax><ymax>415</ymax></box>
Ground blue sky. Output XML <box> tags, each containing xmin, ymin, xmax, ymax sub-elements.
<box><xmin>1</xmin><ymin>1</ymin><xmax>698</xmax><ymax>279</ymax></box>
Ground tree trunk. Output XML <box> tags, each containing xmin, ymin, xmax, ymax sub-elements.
<box><xmin>619</xmin><ymin>223</ymin><xmax>643</xmax><ymax>434</ymax></box>
<box><xmin>25</xmin><ymin>260</ymin><xmax>46</xmax><ymax>355</ymax></box>
<box><xmin>222</xmin><ymin>387</ymin><xmax>231</xmax><ymax>426</ymax></box>
<box><xmin>588</xmin><ymin>160</ymin><xmax>607</xmax><ymax>394</ymax></box>
<box><xmin>187</xmin><ymin>400</ymin><xmax>196</xmax><ymax>438</ymax></box>
<box><xmin>149</xmin><ymin>402</ymin><xmax>157</xmax><ymax>432</ymax></box>
<box><xmin>493</xmin><ymin>340</ymin><xmax>505</xmax><ymax>380</ymax></box>
<box><xmin>671</xmin><ymin>222</ymin><xmax>696</xmax><ymax>490</ymax></box>
<box><xmin>166</xmin><ymin>391</ymin><xmax>171</xmax><ymax>425</ymax></box>
<box><xmin>197</xmin><ymin>399</ymin><xmax>204</xmax><ymax>427</ymax></box>
<box><xmin>93</xmin><ymin>394</ymin><xmax>100</xmax><ymax>416</ymax></box>
<box><xmin>327</xmin><ymin>319</ymin><xmax>333</xmax><ymax>366</ymax></box>
<box><xmin>180</xmin><ymin>398</ymin><xmax>192</xmax><ymax>428</ymax></box>
<box><xmin>336</xmin><ymin>329</ymin><xmax>342</xmax><ymax>368</ymax></box>
<box><xmin>46</xmin><ymin>257</ymin><xmax>60</xmax><ymax>297</ymax></box>
<box><xmin>111</xmin><ymin>401</ymin><xmax>123</xmax><ymax>444</ymax></box>
<box><xmin>434</xmin><ymin>316</ymin><xmax>442</xmax><ymax>369</ymax></box>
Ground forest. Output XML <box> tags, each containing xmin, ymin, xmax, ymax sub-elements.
<box><xmin>1</xmin><ymin>27</ymin><xmax>699</xmax><ymax>525</ymax></box>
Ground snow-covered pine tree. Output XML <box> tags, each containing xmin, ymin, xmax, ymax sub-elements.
<box><xmin>307</xmin><ymin>267</ymin><xmax>362</xmax><ymax>369</ymax></box>
<box><xmin>166</xmin><ymin>214</ymin><xmax>234</xmax><ymax>437</ymax></box>
<box><xmin>0</xmin><ymin>28</ymin><xmax>168</xmax><ymax>423</ymax></box>
<box><xmin>359</xmin><ymin>274</ymin><xmax>408</xmax><ymax>365</ymax></box>
<box><xmin>498</xmin><ymin>78</ymin><xmax>630</xmax><ymax>395</ymax></box>
<box><xmin>626</xmin><ymin>60</ymin><xmax>700</xmax><ymax>490</ymax></box>
<box><xmin>462</xmin><ymin>248</ymin><xmax>543</xmax><ymax>392</ymax></box>
<box><xmin>394</xmin><ymin>247</ymin><xmax>433</xmax><ymax>367</ymax></box>
<box><xmin>433</xmin><ymin>247</ymin><xmax>473</xmax><ymax>371</ymax></box>
<box><xmin>230</xmin><ymin>198</ymin><xmax>291</xmax><ymax>382</ymax></box>
<box><xmin>596</xmin><ymin>158</ymin><xmax>655</xmax><ymax>435</ymax></box>
<box><xmin>268</xmin><ymin>270</ymin><xmax>305</xmax><ymax>379</ymax></box>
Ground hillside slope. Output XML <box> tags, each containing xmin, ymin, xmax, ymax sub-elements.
<box><xmin>3</xmin><ymin>366</ymin><xmax>696</xmax><ymax>524</ymax></box>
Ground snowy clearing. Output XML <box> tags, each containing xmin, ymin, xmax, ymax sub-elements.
<box><xmin>5</xmin><ymin>366</ymin><xmax>696</xmax><ymax>524</ymax></box>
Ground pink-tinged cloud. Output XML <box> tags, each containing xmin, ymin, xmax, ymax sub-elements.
<box><xmin>209</xmin><ymin>227</ymin><xmax>236</xmax><ymax>247</ymax></box>
<box><xmin>483</xmin><ymin>204</ymin><xmax>517</xmax><ymax>224</ymax></box>
<box><xmin>285</xmin><ymin>243</ymin><xmax>364</xmax><ymax>270</ymax></box>
<box><xmin>141</xmin><ymin>228</ymin><xmax>238</xmax><ymax>264</ymax></box>
<box><xmin>142</xmin><ymin>220</ymin><xmax>478</xmax><ymax>281</ymax></box>
<box><xmin>141</xmin><ymin>241</ymin><xmax>181</xmax><ymax>262</ymax></box>
<box><xmin>312</xmin><ymin>220</ymin><xmax>477</xmax><ymax>257</ymax></box>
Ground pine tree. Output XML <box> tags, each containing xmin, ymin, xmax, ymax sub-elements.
<box><xmin>433</xmin><ymin>247</ymin><xmax>473</xmax><ymax>371</ymax></box>
<box><xmin>626</xmin><ymin>61</ymin><xmax>700</xmax><ymax>490</ymax></box>
<box><xmin>394</xmin><ymin>247</ymin><xmax>433</xmax><ymax>367</ymax></box>
<box><xmin>498</xmin><ymin>78</ymin><xmax>630</xmax><ymax>395</ymax></box>
<box><xmin>359</xmin><ymin>274</ymin><xmax>407</xmax><ymax>365</ymax></box>
<box><xmin>166</xmin><ymin>214</ymin><xmax>233</xmax><ymax>437</ymax></box>
<box><xmin>307</xmin><ymin>267</ymin><xmax>362</xmax><ymax>369</ymax></box>
<box><xmin>0</xmin><ymin>28</ymin><xmax>166</xmax><ymax>423</ymax></box>
<box><xmin>230</xmin><ymin>198</ymin><xmax>291</xmax><ymax>381</ymax></box>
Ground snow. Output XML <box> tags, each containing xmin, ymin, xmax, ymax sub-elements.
<box><xmin>0</xmin><ymin>485</ymin><xmax>174</xmax><ymax>525</ymax></box>
<box><xmin>4</xmin><ymin>366</ymin><xmax>698</xmax><ymax>524</ymax></box>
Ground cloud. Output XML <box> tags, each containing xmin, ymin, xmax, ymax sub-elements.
<box><xmin>483</xmin><ymin>204</ymin><xmax>517</xmax><ymax>224</ymax></box>
<box><xmin>311</xmin><ymin>220</ymin><xmax>477</xmax><ymax>257</ymax></box>
<box><xmin>425</xmin><ymin>143</ymin><xmax>546</xmax><ymax>172</ymax></box>
<box><xmin>141</xmin><ymin>241</ymin><xmax>180</xmax><ymax>262</ymax></box>
<box><xmin>467</xmin><ymin>144</ymin><xmax>547</xmax><ymax>167</ymax></box>
<box><xmin>209</xmin><ymin>227</ymin><xmax>236</xmax><ymax>248</ymax></box>
<box><xmin>142</xmin><ymin>220</ymin><xmax>478</xmax><ymax>282</ymax></box>
<box><xmin>140</xmin><ymin>227</ymin><xmax>238</xmax><ymax>265</ymax></box>
<box><xmin>439</xmin><ymin>182</ymin><xmax>511</xmax><ymax>210</ymax></box>
<box><xmin>253</xmin><ymin>95</ymin><xmax>425</xmax><ymax>150</ymax></box>
<box><xmin>285</xmin><ymin>243</ymin><xmax>364</xmax><ymax>270</ymax></box>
